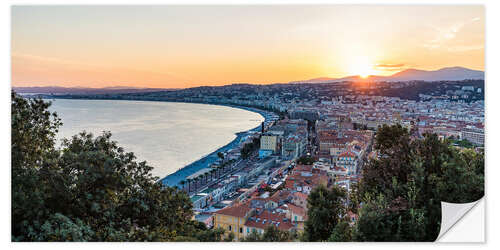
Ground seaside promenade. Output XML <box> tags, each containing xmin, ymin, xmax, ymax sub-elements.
<box><xmin>159</xmin><ymin>106</ymin><xmax>276</xmax><ymax>189</ymax></box>
<box><xmin>184</xmin><ymin>155</ymin><xmax>253</xmax><ymax>196</ymax></box>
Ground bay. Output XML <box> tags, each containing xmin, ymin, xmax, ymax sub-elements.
<box><xmin>48</xmin><ymin>99</ymin><xmax>265</xmax><ymax>178</ymax></box>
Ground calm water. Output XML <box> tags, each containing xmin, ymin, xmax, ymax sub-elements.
<box><xmin>48</xmin><ymin>99</ymin><xmax>264</xmax><ymax>178</ymax></box>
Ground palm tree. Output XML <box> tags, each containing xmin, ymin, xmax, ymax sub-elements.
<box><xmin>195</xmin><ymin>176</ymin><xmax>201</xmax><ymax>191</ymax></box>
<box><xmin>217</xmin><ymin>151</ymin><xmax>224</xmax><ymax>161</ymax></box>
<box><xmin>179</xmin><ymin>180</ymin><xmax>186</xmax><ymax>191</ymax></box>
<box><xmin>192</xmin><ymin>177</ymin><xmax>198</xmax><ymax>192</ymax></box>
<box><xmin>186</xmin><ymin>179</ymin><xmax>192</xmax><ymax>193</ymax></box>
<box><xmin>210</xmin><ymin>169</ymin><xmax>216</xmax><ymax>182</ymax></box>
<box><xmin>217</xmin><ymin>165</ymin><xmax>223</xmax><ymax>178</ymax></box>
<box><xmin>198</xmin><ymin>175</ymin><xmax>203</xmax><ymax>189</ymax></box>
<box><xmin>203</xmin><ymin>172</ymin><xmax>209</xmax><ymax>186</ymax></box>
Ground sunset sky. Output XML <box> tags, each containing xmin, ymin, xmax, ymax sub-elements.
<box><xmin>11</xmin><ymin>5</ymin><xmax>484</xmax><ymax>88</ymax></box>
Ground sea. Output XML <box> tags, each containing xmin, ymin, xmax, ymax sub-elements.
<box><xmin>47</xmin><ymin>99</ymin><xmax>265</xmax><ymax>180</ymax></box>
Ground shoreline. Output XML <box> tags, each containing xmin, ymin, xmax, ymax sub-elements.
<box><xmin>43</xmin><ymin>95</ymin><xmax>276</xmax><ymax>188</ymax></box>
<box><xmin>159</xmin><ymin>105</ymin><xmax>273</xmax><ymax>188</ymax></box>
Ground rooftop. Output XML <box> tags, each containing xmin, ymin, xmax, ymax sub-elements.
<box><xmin>214</xmin><ymin>203</ymin><xmax>252</xmax><ymax>218</ymax></box>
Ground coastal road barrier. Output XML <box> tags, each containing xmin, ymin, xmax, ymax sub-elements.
<box><xmin>187</xmin><ymin>158</ymin><xmax>247</xmax><ymax>196</ymax></box>
<box><xmin>159</xmin><ymin>104</ymin><xmax>275</xmax><ymax>187</ymax></box>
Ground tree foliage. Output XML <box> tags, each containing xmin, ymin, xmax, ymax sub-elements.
<box><xmin>241</xmin><ymin>137</ymin><xmax>260</xmax><ymax>159</ymax></box>
<box><xmin>217</xmin><ymin>152</ymin><xmax>224</xmax><ymax>160</ymax></box>
<box><xmin>11</xmin><ymin>92</ymin><xmax>218</xmax><ymax>241</ymax></box>
<box><xmin>353</xmin><ymin>124</ymin><xmax>484</xmax><ymax>241</ymax></box>
<box><xmin>296</xmin><ymin>156</ymin><xmax>315</xmax><ymax>165</ymax></box>
<box><xmin>241</xmin><ymin>230</ymin><xmax>262</xmax><ymax>242</ymax></box>
<box><xmin>223</xmin><ymin>232</ymin><xmax>235</xmax><ymax>242</ymax></box>
<box><xmin>303</xmin><ymin>185</ymin><xmax>347</xmax><ymax>241</ymax></box>
<box><xmin>328</xmin><ymin>220</ymin><xmax>353</xmax><ymax>242</ymax></box>
<box><xmin>241</xmin><ymin>226</ymin><xmax>294</xmax><ymax>242</ymax></box>
<box><xmin>262</xmin><ymin>226</ymin><xmax>293</xmax><ymax>242</ymax></box>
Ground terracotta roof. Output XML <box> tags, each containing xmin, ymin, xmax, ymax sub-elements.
<box><xmin>294</xmin><ymin>164</ymin><xmax>313</xmax><ymax>172</ymax></box>
<box><xmin>292</xmin><ymin>192</ymin><xmax>308</xmax><ymax>200</ymax></box>
<box><xmin>339</xmin><ymin>151</ymin><xmax>356</xmax><ymax>158</ymax></box>
<box><xmin>215</xmin><ymin>203</ymin><xmax>252</xmax><ymax>218</ymax></box>
<box><xmin>269</xmin><ymin>190</ymin><xmax>292</xmax><ymax>203</ymax></box>
<box><xmin>287</xmin><ymin>203</ymin><xmax>306</xmax><ymax>217</ymax></box>
<box><xmin>244</xmin><ymin>210</ymin><xmax>295</xmax><ymax>231</ymax></box>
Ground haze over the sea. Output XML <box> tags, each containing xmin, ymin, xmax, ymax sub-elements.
<box><xmin>48</xmin><ymin>99</ymin><xmax>264</xmax><ymax>178</ymax></box>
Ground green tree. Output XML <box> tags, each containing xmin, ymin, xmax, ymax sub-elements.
<box><xmin>296</xmin><ymin>156</ymin><xmax>315</xmax><ymax>165</ymax></box>
<box><xmin>210</xmin><ymin>169</ymin><xmax>216</xmax><ymax>182</ymax></box>
<box><xmin>241</xmin><ymin>226</ymin><xmax>293</xmax><ymax>242</ymax></box>
<box><xmin>12</xmin><ymin>91</ymin><xmax>62</xmax><ymax>241</ymax></box>
<box><xmin>241</xmin><ymin>230</ymin><xmax>262</xmax><ymax>242</ymax></box>
<box><xmin>304</xmin><ymin>185</ymin><xmax>347</xmax><ymax>241</ymax></box>
<box><xmin>348</xmin><ymin>182</ymin><xmax>360</xmax><ymax>214</ymax></box>
<box><xmin>241</xmin><ymin>137</ymin><xmax>260</xmax><ymax>159</ymax></box>
<box><xmin>224</xmin><ymin>232</ymin><xmax>235</xmax><ymax>242</ymax></box>
<box><xmin>328</xmin><ymin>220</ymin><xmax>352</xmax><ymax>242</ymax></box>
<box><xmin>354</xmin><ymin>124</ymin><xmax>484</xmax><ymax>241</ymax></box>
<box><xmin>261</xmin><ymin>226</ymin><xmax>292</xmax><ymax>242</ymax></box>
<box><xmin>11</xmin><ymin>92</ymin><xmax>221</xmax><ymax>242</ymax></box>
<box><xmin>217</xmin><ymin>152</ymin><xmax>224</xmax><ymax>160</ymax></box>
<box><xmin>196</xmin><ymin>227</ymin><xmax>226</xmax><ymax>242</ymax></box>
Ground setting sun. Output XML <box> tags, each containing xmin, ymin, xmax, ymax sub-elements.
<box><xmin>11</xmin><ymin>5</ymin><xmax>484</xmax><ymax>88</ymax></box>
<box><xmin>349</xmin><ymin>57</ymin><xmax>375</xmax><ymax>78</ymax></box>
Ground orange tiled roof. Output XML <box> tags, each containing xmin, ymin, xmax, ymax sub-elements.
<box><xmin>292</xmin><ymin>192</ymin><xmax>308</xmax><ymax>200</ymax></box>
<box><xmin>244</xmin><ymin>210</ymin><xmax>295</xmax><ymax>231</ymax></box>
<box><xmin>338</xmin><ymin>151</ymin><xmax>356</xmax><ymax>158</ymax></box>
<box><xmin>215</xmin><ymin>203</ymin><xmax>252</xmax><ymax>218</ymax></box>
<box><xmin>287</xmin><ymin>203</ymin><xmax>306</xmax><ymax>217</ymax></box>
<box><xmin>268</xmin><ymin>190</ymin><xmax>292</xmax><ymax>203</ymax></box>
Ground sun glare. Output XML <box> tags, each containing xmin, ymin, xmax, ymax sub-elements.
<box><xmin>349</xmin><ymin>57</ymin><xmax>375</xmax><ymax>78</ymax></box>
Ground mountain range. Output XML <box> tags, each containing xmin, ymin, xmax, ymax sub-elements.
<box><xmin>11</xmin><ymin>86</ymin><xmax>174</xmax><ymax>95</ymax></box>
<box><xmin>12</xmin><ymin>66</ymin><xmax>484</xmax><ymax>94</ymax></box>
<box><xmin>290</xmin><ymin>66</ymin><xmax>484</xmax><ymax>84</ymax></box>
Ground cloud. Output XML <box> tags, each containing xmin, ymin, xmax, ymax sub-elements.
<box><xmin>470</xmin><ymin>17</ymin><xmax>480</xmax><ymax>22</ymax></box>
<box><xmin>447</xmin><ymin>45</ymin><xmax>484</xmax><ymax>52</ymax></box>
<box><xmin>375</xmin><ymin>63</ymin><xmax>405</xmax><ymax>68</ymax></box>
<box><xmin>423</xmin><ymin>17</ymin><xmax>482</xmax><ymax>50</ymax></box>
<box><xmin>374</xmin><ymin>63</ymin><xmax>406</xmax><ymax>71</ymax></box>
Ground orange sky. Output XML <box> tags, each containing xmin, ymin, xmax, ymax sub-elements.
<box><xmin>11</xmin><ymin>5</ymin><xmax>484</xmax><ymax>88</ymax></box>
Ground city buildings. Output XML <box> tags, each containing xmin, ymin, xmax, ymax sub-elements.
<box><xmin>91</xmin><ymin>78</ymin><xmax>484</xmax><ymax>240</ymax></box>
<box><xmin>259</xmin><ymin>134</ymin><xmax>279</xmax><ymax>158</ymax></box>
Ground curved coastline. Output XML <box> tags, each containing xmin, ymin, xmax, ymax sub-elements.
<box><xmin>45</xmin><ymin>95</ymin><xmax>273</xmax><ymax>188</ymax></box>
<box><xmin>159</xmin><ymin>105</ymin><xmax>272</xmax><ymax>188</ymax></box>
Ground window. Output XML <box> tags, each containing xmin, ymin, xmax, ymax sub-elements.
<box><xmin>228</xmin><ymin>225</ymin><xmax>232</xmax><ymax>231</ymax></box>
<box><xmin>247</xmin><ymin>228</ymin><xmax>250</xmax><ymax>233</ymax></box>
<box><xmin>240</xmin><ymin>227</ymin><xmax>243</xmax><ymax>233</ymax></box>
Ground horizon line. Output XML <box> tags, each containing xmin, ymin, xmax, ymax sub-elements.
<box><xmin>11</xmin><ymin>65</ymin><xmax>485</xmax><ymax>89</ymax></box>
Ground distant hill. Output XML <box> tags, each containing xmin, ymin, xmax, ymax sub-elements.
<box><xmin>388</xmin><ymin>67</ymin><xmax>484</xmax><ymax>81</ymax></box>
<box><xmin>12</xmin><ymin>86</ymin><xmax>175</xmax><ymax>95</ymax></box>
<box><xmin>291</xmin><ymin>66</ymin><xmax>484</xmax><ymax>83</ymax></box>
